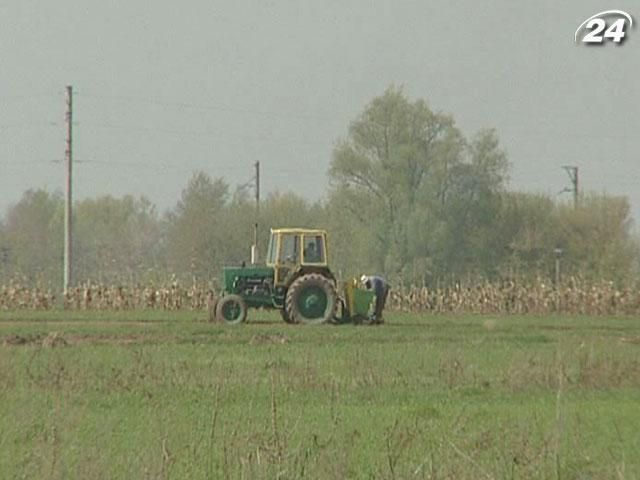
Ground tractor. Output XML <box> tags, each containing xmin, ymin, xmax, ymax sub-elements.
<box><xmin>211</xmin><ymin>228</ymin><xmax>375</xmax><ymax>325</ymax></box>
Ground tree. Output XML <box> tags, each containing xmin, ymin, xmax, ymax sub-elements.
<box><xmin>74</xmin><ymin>195</ymin><xmax>161</xmax><ymax>283</ymax></box>
<box><xmin>330</xmin><ymin>86</ymin><xmax>458</xmax><ymax>274</ymax></box>
<box><xmin>323</xmin><ymin>186</ymin><xmax>375</xmax><ymax>278</ymax></box>
<box><xmin>556</xmin><ymin>194</ymin><xmax>637</xmax><ymax>283</ymax></box>
<box><xmin>428</xmin><ymin>129</ymin><xmax>509</xmax><ymax>279</ymax></box>
<box><xmin>329</xmin><ymin>86</ymin><xmax>510</xmax><ymax>282</ymax></box>
<box><xmin>0</xmin><ymin>189</ymin><xmax>63</xmax><ymax>284</ymax></box>
<box><xmin>482</xmin><ymin>192</ymin><xmax>558</xmax><ymax>279</ymax></box>
<box><xmin>164</xmin><ymin>172</ymin><xmax>231</xmax><ymax>280</ymax></box>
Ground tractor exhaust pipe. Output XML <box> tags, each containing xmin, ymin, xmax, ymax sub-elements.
<box><xmin>252</xmin><ymin>221</ymin><xmax>259</xmax><ymax>265</ymax></box>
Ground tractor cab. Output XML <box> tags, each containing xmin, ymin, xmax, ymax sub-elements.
<box><xmin>266</xmin><ymin>228</ymin><xmax>331</xmax><ymax>289</ymax></box>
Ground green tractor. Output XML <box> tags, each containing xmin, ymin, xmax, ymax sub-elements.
<box><xmin>212</xmin><ymin>228</ymin><xmax>375</xmax><ymax>325</ymax></box>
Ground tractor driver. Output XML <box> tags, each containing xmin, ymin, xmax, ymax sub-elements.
<box><xmin>304</xmin><ymin>241</ymin><xmax>321</xmax><ymax>263</ymax></box>
<box><xmin>360</xmin><ymin>274</ymin><xmax>390</xmax><ymax>324</ymax></box>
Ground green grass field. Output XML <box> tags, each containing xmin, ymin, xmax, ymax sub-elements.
<box><xmin>1</xmin><ymin>310</ymin><xmax>639</xmax><ymax>479</ymax></box>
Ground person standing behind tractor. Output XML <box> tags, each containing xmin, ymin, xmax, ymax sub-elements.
<box><xmin>361</xmin><ymin>274</ymin><xmax>390</xmax><ymax>324</ymax></box>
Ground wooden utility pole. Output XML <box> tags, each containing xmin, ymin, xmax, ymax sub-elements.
<box><xmin>554</xmin><ymin>248</ymin><xmax>563</xmax><ymax>312</ymax></box>
<box><xmin>252</xmin><ymin>161</ymin><xmax>260</xmax><ymax>264</ymax></box>
<box><xmin>255</xmin><ymin>161</ymin><xmax>260</xmax><ymax>212</ymax></box>
<box><xmin>64</xmin><ymin>85</ymin><xmax>73</xmax><ymax>294</ymax></box>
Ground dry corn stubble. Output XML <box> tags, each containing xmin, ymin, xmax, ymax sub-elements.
<box><xmin>2</xmin><ymin>277</ymin><xmax>639</xmax><ymax>316</ymax></box>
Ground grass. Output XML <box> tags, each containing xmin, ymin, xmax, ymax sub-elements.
<box><xmin>1</xmin><ymin>310</ymin><xmax>639</xmax><ymax>479</ymax></box>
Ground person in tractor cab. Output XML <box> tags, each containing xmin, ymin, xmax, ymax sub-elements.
<box><xmin>360</xmin><ymin>274</ymin><xmax>390</xmax><ymax>324</ymax></box>
<box><xmin>304</xmin><ymin>241</ymin><xmax>321</xmax><ymax>263</ymax></box>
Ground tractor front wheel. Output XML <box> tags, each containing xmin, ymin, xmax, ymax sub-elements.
<box><xmin>286</xmin><ymin>274</ymin><xmax>337</xmax><ymax>325</ymax></box>
<box><xmin>215</xmin><ymin>294</ymin><xmax>247</xmax><ymax>325</ymax></box>
<box><xmin>208</xmin><ymin>298</ymin><xmax>219</xmax><ymax>322</ymax></box>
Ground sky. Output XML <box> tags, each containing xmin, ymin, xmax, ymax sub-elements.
<box><xmin>1</xmin><ymin>0</ymin><xmax>639</xmax><ymax>224</ymax></box>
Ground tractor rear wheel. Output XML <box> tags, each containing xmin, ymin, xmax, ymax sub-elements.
<box><xmin>285</xmin><ymin>274</ymin><xmax>337</xmax><ymax>325</ymax></box>
<box><xmin>215</xmin><ymin>294</ymin><xmax>247</xmax><ymax>325</ymax></box>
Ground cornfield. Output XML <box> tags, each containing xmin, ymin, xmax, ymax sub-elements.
<box><xmin>388</xmin><ymin>277</ymin><xmax>640</xmax><ymax>315</ymax></box>
<box><xmin>0</xmin><ymin>280</ymin><xmax>215</xmax><ymax>312</ymax></box>
<box><xmin>2</xmin><ymin>277</ymin><xmax>640</xmax><ymax>316</ymax></box>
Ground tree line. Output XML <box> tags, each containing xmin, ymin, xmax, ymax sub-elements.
<box><xmin>1</xmin><ymin>87</ymin><xmax>638</xmax><ymax>289</ymax></box>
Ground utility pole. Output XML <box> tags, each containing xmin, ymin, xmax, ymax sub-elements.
<box><xmin>64</xmin><ymin>85</ymin><xmax>73</xmax><ymax>295</ymax></box>
<box><xmin>251</xmin><ymin>161</ymin><xmax>260</xmax><ymax>264</ymax></box>
<box><xmin>553</xmin><ymin>248</ymin><xmax>563</xmax><ymax>312</ymax></box>
<box><xmin>562</xmin><ymin>165</ymin><xmax>579</xmax><ymax>208</ymax></box>
<box><xmin>255</xmin><ymin>160</ymin><xmax>260</xmax><ymax>216</ymax></box>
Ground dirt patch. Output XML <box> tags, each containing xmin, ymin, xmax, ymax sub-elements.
<box><xmin>59</xmin><ymin>333</ymin><xmax>166</xmax><ymax>346</ymax></box>
<box><xmin>1</xmin><ymin>332</ymin><xmax>168</xmax><ymax>347</ymax></box>
<box><xmin>42</xmin><ymin>332</ymin><xmax>68</xmax><ymax>348</ymax></box>
<box><xmin>619</xmin><ymin>336</ymin><xmax>640</xmax><ymax>345</ymax></box>
<box><xmin>0</xmin><ymin>320</ymin><xmax>164</xmax><ymax>328</ymax></box>
<box><xmin>2</xmin><ymin>332</ymin><xmax>68</xmax><ymax>347</ymax></box>
<box><xmin>2</xmin><ymin>334</ymin><xmax>33</xmax><ymax>346</ymax></box>
<box><xmin>249</xmin><ymin>334</ymin><xmax>290</xmax><ymax>345</ymax></box>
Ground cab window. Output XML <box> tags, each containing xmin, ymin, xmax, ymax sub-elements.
<box><xmin>303</xmin><ymin>235</ymin><xmax>325</xmax><ymax>263</ymax></box>
<box><xmin>278</xmin><ymin>234</ymin><xmax>300</xmax><ymax>264</ymax></box>
<box><xmin>266</xmin><ymin>233</ymin><xmax>277</xmax><ymax>265</ymax></box>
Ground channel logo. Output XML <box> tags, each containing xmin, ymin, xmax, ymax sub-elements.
<box><xmin>575</xmin><ymin>10</ymin><xmax>634</xmax><ymax>44</ymax></box>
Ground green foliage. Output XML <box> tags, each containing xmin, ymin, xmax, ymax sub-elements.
<box><xmin>486</xmin><ymin>192</ymin><xmax>638</xmax><ymax>283</ymax></box>
<box><xmin>0</xmin><ymin>189</ymin><xmax>63</xmax><ymax>284</ymax></box>
<box><xmin>495</xmin><ymin>192</ymin><xmax>558</xmax><ymax>275</ymax></box>
<box><xmin>164</xmin><ymin>172</ymin><xmax>233</xmax><ymax>280</ymax></box>
<box><xmin>328</xmin><ymin>87</ymin><xmax>511</xmax><ymax>283</ymax></box>
<box><xmin>74</xmin><ymin>195</ymin><xmax>160</xmax><ymax>284</ymax></box>
<box><xmin>556</xmin><ymin>194</ymin><xmax>637</xmax><ymax>282</ymax></box>
<box><xmin>323</xmin><ymin>187</ymin><xmax>374</xmax><ymax>278</ymax></box>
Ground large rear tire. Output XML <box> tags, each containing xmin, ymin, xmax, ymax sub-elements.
<box><xmin>285</xmin><ymin>274</ymin><xmax>337</xmax><ymax>325</ymax></box>
<box><xmin>215</xmin><ymin>294</ymin><xmax>247</xmax><ymax>325</ymax></box>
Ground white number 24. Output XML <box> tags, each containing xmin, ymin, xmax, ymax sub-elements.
<box><xmin>582</xmin><ymin>18</ymin><xmax>627</xmax><ymax>43</ymax></box>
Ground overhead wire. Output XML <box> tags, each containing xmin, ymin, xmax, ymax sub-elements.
<box><xmin>77</xmin><ymin>121</ymin><xmax>333</xmax><ymax>147</ymax></box>
<box><xmin>0</xmin><ymin>122</ymin><xmax>61</xmax><ymax>130</ymax></box>
<box><xmin>78</xmin><ymin>92</ymin><xmax>340</xmax><ymax>122</ymax></box>
<box><xmin>3</xmin><ymin>90</ymin><xmax>639</xmax><ymax>206</ymax></box>
<box><xmin>0</xmin><ymin>93</ymin><xmax>62</xmax><ymax>103</ymax></box>
<box><xmin>74</xmin><ymin>158</ymin><xmax>255</xmax><ymax>173</ymax></box>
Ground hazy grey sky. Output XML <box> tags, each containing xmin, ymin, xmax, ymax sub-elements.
<box><xmin>2</xmin><ymin>1</ymin><xmax>639</xmax><ymax>223</ymax></box>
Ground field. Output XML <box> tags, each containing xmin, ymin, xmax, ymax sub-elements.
<box><xmin>1</xmin><ymin>311</ymin><xmax>639</xmax><ymax>479</ymax></box>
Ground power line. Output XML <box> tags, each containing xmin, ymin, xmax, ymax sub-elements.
<box><xmin>0</xmin><ymin>122</ymin><xmax>60</xmax><ymax>130</ymax></box>
<box><xmin>0</xmin><ymin>157</ymin><xmax>329</xmax><ymax>177</ymax></box>
<box><xmin>75</xmin><ymin>158</ymin><xmax>255</xmax><ymax>173</ymax></box>
<box><xmin>0</xmin><ymin>159</ymin><xmax>60</xmax><ymax>166</ymax></box>
<box><xmin>79</xmin><ymin>92</ymin><xmax>339</xmax><ymax>122</ymax></box>
<box><xmin>0</xmin><ymin>93</ymin><xmax>61</xmax><ymax>103</ymax></box>
<box><xmin>499</xmin><ymin>126</ymin><xmax>636</xmax><ymax>141</ymax></box>
<box><xmin>77</xmin><ymin>121</ymin><xmax>332</xmax><ymax>147</ymax></box>
<box><xmin>4</xmin><ymin>92</ymin><xmax>638</xmax><ymax>147</ymax></box>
